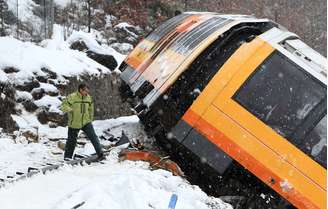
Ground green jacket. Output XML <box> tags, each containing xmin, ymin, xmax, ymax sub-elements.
<box><xmin>60</xmin><ymin>91</ymin><xmax>94</xmax><ymax>129</ymax></box>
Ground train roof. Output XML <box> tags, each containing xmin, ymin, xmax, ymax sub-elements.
<box><xmin>260</xmin><ymin>27</ymin><xmax>327</xmax><ymax>85</ymax></box>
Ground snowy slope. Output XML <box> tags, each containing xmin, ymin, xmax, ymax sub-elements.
<box><xmin>0</xmin><ymin>115</ymin><xmax>148</xmax><ymax>178</ymax></box>
<box><xmin>0</xmin><ymin>36</ymin><xmax>110</xmax><ymax>85</ymax></box>
<box><xmin>0</xmin><ymin>151</ymin><xmax>232</xmax><ymax>209</ymax></box>
<box><xmin>0</xmin><ymin>116</ymin><xmax>232</xmax><ymax>209</ymax></box>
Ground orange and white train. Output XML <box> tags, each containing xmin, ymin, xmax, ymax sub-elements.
<box><xmin>119</xmin><ymin>12</ymin><xmax>327</xmax><ymax>209</ymax></box>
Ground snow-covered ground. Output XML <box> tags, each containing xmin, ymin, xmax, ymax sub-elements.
<box><xmin>0</xmin><ymin>115</ymin><xmax>148</xmax><ymax>178</ymax></box>
<box><xmin>0</xmin><ymin>151</ymin><xmax>232</xmax><ymax>209</ymax></box>
<box><xmin>0</xmin><ymin>115</ymin><xmax>232</xmax><ymax>209</ymax></box>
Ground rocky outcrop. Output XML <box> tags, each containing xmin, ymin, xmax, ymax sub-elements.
<box><xmin>0</xmin><ymin>82</ymin><xmax>18</xmax><ymax>132</ymax></box>
<box><xmin>70</xmin><ymin>40</ymin><xmax>118</xmax><ymax>71</ymax></box>
<box><xmin>37</xmin><ymin>108</ymin><xmax>66</xmax><ymax>127</ymax></box>
<box><xmin>15</xmin><ymin>79</ymin><xmax>40</xmax><ymax>92</ymax></box>
<box><xmin>86</xmin><ymin>51</ymin><xmax>118</xmax><ymax>71</ymax></box>
<box><xmin>59</xmin><ymin>73</ymin><xmax>133</xmax><ymax>120</ymax></box>
<box><xmin>113</xmin><ymin>24</ymin><xmax>142</xmax><ymax>45</ymax></box>
<box><xmin>0</xmin><ymin>38</ymin><xmax>133</xmax><ymax>133</ymax></box>
<box><xmin>70</xmin><ymin>40</ymin><xmax>89</xmax><ymax>52</ymax></box>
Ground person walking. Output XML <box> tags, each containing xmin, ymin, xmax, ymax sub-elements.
<box><xmin>60</xmin><ymin>83</ymin><xmax>104</xmax><ymax>160</ymax></box>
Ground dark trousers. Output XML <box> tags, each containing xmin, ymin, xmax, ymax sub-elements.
<box><xmin>64</xmin><ymin>123</ymin><xmax>103</xmax><ymax>159</ymax></box>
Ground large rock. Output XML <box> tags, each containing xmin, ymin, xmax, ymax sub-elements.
<box><xmin>37</xmin><ymin>108</ymin><xmax>66</xmax><ymax>127</ymax></box>
<box><xmin>40</xmin><ymin>67</ymin><xmax>57</xmax><ymax>79</ymax></box>
<box><xmin>69</xmin><ymin>40</ymin><xmax>118</xmax><ymax>71</ymax></box>
<box><xmin>35</xmin><ymin>68</ymin><xmax>58</xmax><ymax>83</ymax></box>
<box><xmin>3</xmin><ymin>67</ymin><xmax>19</xmax><ymax>74</ymax></box>
<box><xmin>0</xmin><ymin>82</ymin><xmax>18</xmax><ymax>132</ymax></box>
<box><xmin>70</xmin><ymin>40</ymin><xmax>89</xmax><ymax>52</ymax></box>
<box><xmin>86</xmin><ymin>51</ymin><xmax>118</xmax><ymax>71</ymax></box>
<box><xmin>113</xmin><ymin>24</ymin><xmax>142</xmax><ymax>46</ymax></box>
<box><xmin>15</xmin><ymin>79</ymin><xmax>40</xmax><ymax>92</ymax></box>
<box><xmin>22</xmin><ymin>99</ymin><xmax>38</xmax><ymax>112</ymax></box>
<box><xmin>31</xmin><ymin>88</ymin><xmax>45</xmax><ymax>100</ymax></box>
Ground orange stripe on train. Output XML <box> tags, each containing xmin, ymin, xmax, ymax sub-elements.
<box><xmin>183</xmin><ymin>108</ymin><xmax>324</xmax><ymax>209</ymax></box>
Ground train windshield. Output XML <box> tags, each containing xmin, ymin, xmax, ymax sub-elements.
<box><xmin>233</xmin><ymin>51</ymin><xmax>327</xmax><ymax>168</ymax></box>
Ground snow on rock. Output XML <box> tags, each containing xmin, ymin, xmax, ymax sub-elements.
<box><xmin>39</xmin><ymin>82</ymin><xmax>59</xmax><ymax>93</ymax></box>
<box><xmin>15</xmin><ymin>90</ymin><xmax>33</xmax><ymax>101</ymax></box>
<box><xmin>67</xmin><ymin>30</ymin><xmax>126</xmax><ymax>66</ymax></box>
<box><xmin>11</xmin><ymin>108</ymin><xmax>42</xmax><ymax>129</ymax></box>
<box><xmin>0</xmin><ymin>36</ymin><xmax>110</xmax><ymax>85</ymax></box>
<box><xmin>34</xmin><ymin>95</ymin><xmax>62</xmax><ymax>110</ymax></box>
<box><xmin>114</xmin><ymin>22</ymin><xmax>140</xmax><ymax>38</ymax></box>
<box><xmin>0</xmin><ymin>149</ymin><xmax>232</xmax><ymax>209</ymax></box>
<box><xmin>110</xmin><ymin>42</ymin><xmax>134</xmax><ymax>54</ymax></box>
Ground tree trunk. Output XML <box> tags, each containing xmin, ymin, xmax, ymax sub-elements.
<box><xmin>88</xmin><ymin>0</ymin><xmax>91</xmax><ymax>32</ymax></box>
<box><xmin>16</xmin><ymin>0</ymin><xmax>18</xmax><ymax>38</ymax></box>
<box><xmin>0</xmin><ymin>1</ymin><xmax>4</xmax><ymax>36</ymax></box>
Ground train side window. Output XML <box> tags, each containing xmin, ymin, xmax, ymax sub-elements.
<box><xmin>233</xmin><ymin>52</ymin><xmax>326</xmax><ymax>144</ymax></box>
<box><xmin>303</xmin><ymin>115</ymin><xmax>327</xmax><ymax>168</ymax></box>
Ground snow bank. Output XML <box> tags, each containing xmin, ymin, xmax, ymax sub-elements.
<box><xmin>0</xmin><ymin>36</ymin><xmax>111</xmax><ymax>85</ymax></box>
<box><xmin>0</xmin><ymin>115</ymin><xmax>149</xmax><ymax>178</ymax></box>
<box><xmin>0</xmin><ymin>150</ymin><xmax>232</xmax><ymax>209</ymax></box>
<box><xmin>34</xmin><ymin>95</ymin><xmax>62</xmax><ymax>112</ymax></box>
<box><xmin>0</xmin><ymin>114</ymin><xmax>231</xmax><ymax>209</ymax></box>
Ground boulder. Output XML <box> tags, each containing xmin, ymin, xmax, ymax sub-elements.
<box><xmin>57</xmin><ymin>140</ymin><xmax>66</xmax><ymax>151</ymax></box>
<box><xmin>40</xmin><ymin>67</ymin><xmax>57</xmax><ymax>79</ymax></box>
<box><xmin>70</xmin><ymin>40</ymin><xmax>88</xmax><ymax>52</ymax></box>
<box><xmin>35</xmin><ymin>68</ymin><xmax>57</xmax><ymax>83</ymax></box>
<box><xmin>31</xmin><ymin>88</ymin><xmax>45</xmax><ymax>100</ymax></box>
<box><xmin>22</xmin><ymin>99</ymin><xmax>38</xmax><ymax>112</ymax></box>
<box><xmin>86</xmin><ymin>51</ymin><xmax>118</xmax><ymax>71</ymax></box>
<box><xmin>113</xmin><ymin>25</ymin><xmax>140</xmax><ymax>45</ymax></box>
<box><xmin>15</xmin><ymin>79</ymin><xmax>40</xmax><ymax>92</ymax></box>
<box><xmin>0</xmin><ymin>82</ymin><xmax>18</xmax><ymax>132</ymax></box>
<box><xmin>3</xmin><ymin>67</ymin><xmax>19</xmax><ymax>74</ymax></box>
<box><xmin>21</xmin><ymin>129</ymin><xmax>38</xmax><ymax>143</ymax></box>
<box><xmin>37</xmin><ymin>109</ymin><xmax>66</xmax><ymax>127</ymax></box>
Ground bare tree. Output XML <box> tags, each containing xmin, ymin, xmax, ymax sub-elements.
<box><xmin>43</xmin><ymin>0</ymin><xmax>47</xmax><ymax>38</ymax></box>
<box><xmin>16</xmin><ymin>0</ymin><xmax>18</xmax><ymax>38</ymax></box>
<box><xmin>86</xmin><ymin>0</ymin><xmax>92</xmax><ymax>32</ymax></box>
<box><xmin>0</xmin><ymin>0</ymin><xmax>7</xmax><ymax>36</ymax></box>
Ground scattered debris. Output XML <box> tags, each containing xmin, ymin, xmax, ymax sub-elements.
<box><xmin>119</xmin><ymin>150</ymin><xmax>184</xmax><ymax>176</ymax></box>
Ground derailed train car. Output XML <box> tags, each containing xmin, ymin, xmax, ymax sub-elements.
<box><xmin>119</xmin><ymin>12</ymin><xmax>327</xmax><ymax>209</ymax></box>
